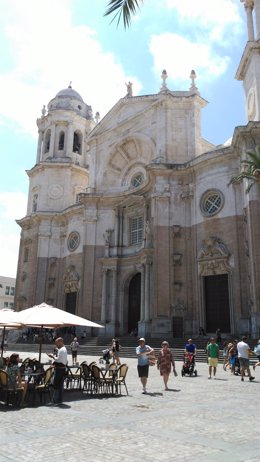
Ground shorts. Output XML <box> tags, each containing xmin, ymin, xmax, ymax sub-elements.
<box><xmin>137</xmin><ymin>365</ymin><xmax>149</xmax><ymax>378</ymax></box>
<box><xmin>239</xmin><ymin>357</ymin><xmax>249</xmax><ymax>368</ymax></box>
<box><xmin>71</xmin><ymin>351</ymin><xmax>77</xmax><ymax>358</ymax></box>
<box><xmin>208</xmin><ymin>358</ymin><xmax>218</xmax><ymax>367</ymax></box>
<box><xmin>229</xmin><ymin>356</ymin><xmax>236</xmax><ymax>366</ymax></box>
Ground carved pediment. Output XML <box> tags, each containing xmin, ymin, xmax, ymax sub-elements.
<box><xmin>198</xmin><ymin>236</ymin><xmax>231</xmax><ymax>276</ymax></box>
<box><xmin>63</xmin><ymin>265</ymin><xmax>80</xmax><ymax>293</ymax></box>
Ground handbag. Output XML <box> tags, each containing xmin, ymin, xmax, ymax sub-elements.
<box><xmin>148</xmin><ymin>354</ymin><xmax>156</xmax><ymax>366</ymax></box>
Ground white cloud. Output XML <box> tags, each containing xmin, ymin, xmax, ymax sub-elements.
<box><xmin>0</xmin><ymin>0</ymin><xmax>142</xmax><ymax>137</ymax></box>
<box><xmin>0</xmin><ymin>192</ymin><xmax>27</xmax><ymax>278</ymax></box>
<box><xmin>149</xmin><ymin>33</ymin><xmax>230</xmax><ymax>88</ymax></box>
<box><xmin>165</xmin><ymin>0</ymin><xmax>242</xmax><ymax>44</ymax></box>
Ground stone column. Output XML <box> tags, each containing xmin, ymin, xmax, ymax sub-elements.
<box><xmin>101</xmin><ymin>268</ymin><xmax>108</xmax><ymax>324</ymax></box>
<box><xmin>136</xmin><ymin>264</ymin><xmax>145</xmax><ymax>321</ymax></box>
<box><xmin>254</xmin><ymin>0</ymin><xmax>260</xmax><ymax>40</ymax></box>
<box><xmin>144</xmin><ymin>259</ymin><xmax>151</xmax><ymax>322</ymax></box>
<box><xmin>244</xmin><ymin>0</ymin><xmax>255</xmax><ymax>41</ymax></box>
<box><xmin>111</xmin><ymin>268</ymin><xmax>117</xmax><ymax>323</ymax></box>
<box><xmin>36</xmin><ymin>130</ymin><xmax>43</xmax><ymax>163</ymax></box>
<box><xmin>49</xmin><ymin>124</ymin><xmax>55</xmax><ymax>157</ymax></box>
<box><xmin>66</xmin><ymin>121</ymin><xmax>74</xmax><ymax>155</ymax></box>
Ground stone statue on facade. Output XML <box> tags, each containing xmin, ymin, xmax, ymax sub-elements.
<box><xmin>125</xmin><ymin>81</ymin><xmax>133</xmax><ymax>97</ymax></box>
<box><xmin>63</xmin><ymin>265</ymin><xmax>80</xmax><ymax>293</ymax></box>
<box><xmin>41</xmin><ymin>105</ymin><xmax>46</xmax><ymax>117</ymax></box>
<box><xmin>103</xmin><ymin>229</ymin><xmax>114</xmax><ymax>246</ymax></box>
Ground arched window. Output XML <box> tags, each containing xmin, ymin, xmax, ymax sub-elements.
<box><xmin>58</xmin><ymin>131</ymin><xmax>65</xmax><ymax>150</ymax></box>
<box><xmin>44</xmin><ymin>129</ymin><xmax>51</xmax><ymax>153</ymax></box>
<box><xmin>73</xmin><ymin>131</ymin><xmax>82</xmax><ymax>154</ymax></box>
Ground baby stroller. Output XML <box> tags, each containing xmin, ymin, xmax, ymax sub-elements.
<box><xmin>181</xmin><ymin>353</ymin><xmax>197</xmax><ymax>377</ymax></box>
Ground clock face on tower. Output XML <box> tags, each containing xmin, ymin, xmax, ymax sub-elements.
<box><xmin>247</xmin><ymin>88</ymin><xmax>256</xmax><ymax>120</ymax></box>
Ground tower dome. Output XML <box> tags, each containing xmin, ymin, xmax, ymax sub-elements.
<box><xmin>47</xmin><ymin>85</ymin><xmax>92</xmax><ymax>119</ymax></box>
<box><xmin>55</xmin><ymin>86</ymin><xmax>84</xmax><ymax>102</ymax></box>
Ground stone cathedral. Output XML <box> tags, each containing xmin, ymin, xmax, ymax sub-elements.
<box><xmin>15</xmin><ymin>1</ymin><xmax>260</xmax><ymax>338</ymax></box>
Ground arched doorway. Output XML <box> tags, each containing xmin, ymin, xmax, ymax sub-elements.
<box><xmin>128</xmin><ymin>273</ymin><xmax>141</xmax><ymax>333</ymax></box>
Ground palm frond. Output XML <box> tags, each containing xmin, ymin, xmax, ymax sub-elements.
<box><xmin>104</xmin><ymin>0</ymin><xmax>143</xmax><ymax>28</ymax></box>
<box><xmin>228</xmin><ymin>145</ymin><xmax>260</xmax><ymax>192</ymax></box>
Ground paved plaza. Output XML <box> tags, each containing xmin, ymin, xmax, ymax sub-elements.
<box><xmin>0</xmin><ymin>351</ymin><xmax>260</xmax><ymax>462</ymax></box>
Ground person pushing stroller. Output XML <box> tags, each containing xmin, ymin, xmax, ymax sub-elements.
<box><xmin>182</xmin><ymin>339</ymin><xmax>197</xmax><ymax>376</ymax></box>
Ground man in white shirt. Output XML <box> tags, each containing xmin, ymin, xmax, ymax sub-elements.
<box><xmin>48</xmin><ymin>337</ymin><xmax>68</xmax><ymax>404</ymax></box>
<box><xmin>237</xmin><ymin>336</ymin><xmax>255</xmax><ymax>382</ymax></box>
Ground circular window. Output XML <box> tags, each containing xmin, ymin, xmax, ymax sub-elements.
<box><xmin>200</xmin><ymin>190</ymin><xmax>224</xmax><ymax>217</ymax></box>
<box><xmin>67</xmin><ymin>232</ymin><xmax>80</xmax><ymax>252</ymax></box>
<box><xmin>132</xmin><ymin>173</ymin><xmax>144</xmax><ymax>188</ymax></box>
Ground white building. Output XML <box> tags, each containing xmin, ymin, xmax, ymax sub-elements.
<box><xmin>0</xmin><ymin>276</ymin><xmax>16</xmax><ymax>309</ymax></box>
<box><xmin>15</xmin><ymin>2</ymin><xmax>260</xmax><ymax>338</ymax></box>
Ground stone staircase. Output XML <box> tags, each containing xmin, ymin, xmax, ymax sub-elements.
<box><xmin>9</xmin><ymin>336</ymin><xmax>258</xmax><ymax>363</ymax></box>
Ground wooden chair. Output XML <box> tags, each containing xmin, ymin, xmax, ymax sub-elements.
<box><xmin>115</xmin><ymin>364</ymin><xmax>129</xmax><ymax>395</ymax></box>
<box><xmin>0</xmin><ymin>369</ymin><xmax>23</xmax><ymax>407</ymax></box>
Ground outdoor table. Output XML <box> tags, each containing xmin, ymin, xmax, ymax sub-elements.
<box><xmin>23</xmin><ymin>370</ymin><xmax>46</xmax><ymax>406</ymax></box>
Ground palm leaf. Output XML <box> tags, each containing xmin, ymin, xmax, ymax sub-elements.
<box><xmin>228</xmin><ymin>145</ymin><xmax>260</xmax><ymax>192</ymax></box>
<box><xmin>104</xmin><ymin>0</ymin><xmax>143</xmax><ymax>28</ymax></box>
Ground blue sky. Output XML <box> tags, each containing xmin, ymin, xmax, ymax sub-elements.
<box><xmin>0</xmin><ymin>0</ymin><xmax>248</xmax><ymax>277</ymax></box>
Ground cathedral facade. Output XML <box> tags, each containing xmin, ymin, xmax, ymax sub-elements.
<box><xmin>15</xmin><ymin>2</ymin><xmax>260</xmax><ymax>338</ymax></box>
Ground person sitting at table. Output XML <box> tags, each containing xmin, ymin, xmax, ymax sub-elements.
<box><xmin>6</xmin><ymin>353</ymin><xmax>28</xmax><ymax>406</ymax></box>
<box><xmin>48</xmin><ymin>337</ymin><xmax>67</xmax><ymax>405</ymax></box>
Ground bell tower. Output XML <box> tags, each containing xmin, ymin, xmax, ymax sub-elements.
<box><xmin>26</xmin><ymin>85</ymin><xmax>95</xmax><ymax>215</ymax></box>
<box><xmin>236</xmin><ymin>0</ymin><xmax>260</xmax><ymax>121</ymax></box>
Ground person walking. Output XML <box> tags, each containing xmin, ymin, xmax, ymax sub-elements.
<box><xmin>48</xmin><ymin>337</ymin><xmax>68</xmax><ymax>405</ymax></box>
<box><xmin>70</xmin><ymin>337</ymin><xmax>79</xmax><ymax>365</ymax></box>
<box><xmin>237</xmin><ymin>336</ymin><xmax>255</xmax><ymax>382</ymax></box>
<box><xmin>157</xmin><ymin>341</ymin><xmax>176</xmax><ymax>390</ymax></box>
<box><xmin>111</xmin><ymin>338</ymin><xmax>121</xmax><ymax>365</ymax></box>
<box><xmin>207</xmin><ymin>337</ymin><xmax>219</xmax><ymax>379</ymax></box>
<box><xmin>136</xmin><ymin>337</ymin><xmax>154</xmax><ymax>394</ymax></box>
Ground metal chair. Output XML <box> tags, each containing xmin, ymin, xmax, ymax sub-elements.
<box><xmin>34</xmin><ymin>367</ymin><xmax>54</xmax><ymax>404</ymax></box>
<box><xmin>91</xmin><ymin>365</ymin><xmax>107</xmax><ymax>394</ymax></box>
<box><xmin>81</xmin><ymin>363</ymin><xmax>93</xmax><ymax>394</ymax></box>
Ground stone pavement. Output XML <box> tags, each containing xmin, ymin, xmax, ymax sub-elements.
<box><xmin>0</xmin><ymin>350</ymin><xmax>260</xmax><ymax>462</ymax></box>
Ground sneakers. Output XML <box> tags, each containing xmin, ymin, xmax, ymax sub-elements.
<box><xmin>241</xmin><ymin>377</ymin><xmax>244</xmax><ymax>381</ymax></box>
<box><xmin>249</xmin><ymin>376</ymin><xmax>255</xmax><ymax>381</ymax></box>
<box><xmin>208</xmin><ymin>376</ymin><xmax>211</xmax><ymax>379</ymax></box>
<box><xmin>142</xmin><ymin>388</ymin><xmax>147</xmax><ymax>394</ymax></box>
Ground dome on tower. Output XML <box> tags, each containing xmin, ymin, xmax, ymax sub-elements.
<box><xmin>55</xmin><ymin>86</ymin><xmax>84</xmax><ymax>102</ymax></box>
<box><xmin>47</xmin><ymin>85</ymin><xmax>93</xmax><ymax>119</ymax></box>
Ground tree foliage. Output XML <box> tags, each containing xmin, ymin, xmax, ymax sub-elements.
<box><xmin>228</xmin><ymin>146</ymin><xmax>260</xmax><ymax>193</ymax></box>
<box><xmin>104</xmin><ymin>0</ymin><xmax>144</xmax><ymax>28</ymax></box>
